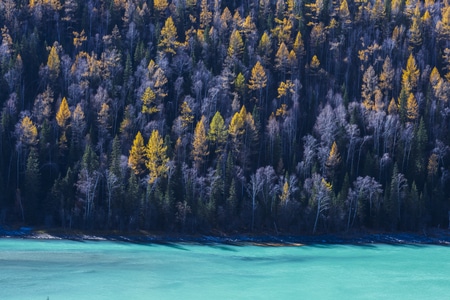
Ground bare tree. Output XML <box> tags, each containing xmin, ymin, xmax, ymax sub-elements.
<box><xmin>248</xmin><ymin>172</ymin><xmax>264</xmax><ymax>231</ymax></box>
<box><xmin>304</xmin><ymin>173</ymin><xmax>332</xmax><ymax>234</ymax></box>
<box><xmin>105</xmin><ymin>170</ymin><xmax>119</xmax><ymax>227</ymax></box>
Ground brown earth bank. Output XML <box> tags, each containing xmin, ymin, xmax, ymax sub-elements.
<box><xmin>1</xmin><ymin>226</ymin><xmax>450</xmax><ymax>246</ymax></box>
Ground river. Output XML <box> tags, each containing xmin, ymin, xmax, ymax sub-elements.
<box><xmin>0</xmin><ymin>238</ymin><xmax>449</xmax><ymax>299</ymax></box>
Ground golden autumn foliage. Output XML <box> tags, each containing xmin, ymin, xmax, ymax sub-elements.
<box><xmin>402</xmin><ymin>54</ymin><xmax>420</xmax><ymax>94</ymax></box>
<box><xmin>248</xmin><ymin>61</ymin><xmax>267</xmax><ymax>91</ymax></box>
<box><xmin>406</xmin><ymin>93</ymin><xmax>419</xmax><ymax>122</ymax></box>
<box><xmin>159</xmin><ymin>17</ymin><xmax>178</xmax><ymax>54</ymax></box>
<box><xmin>19</xmin><ymin>116</ymin><xmax>38</xmax><ymax>147</ymax></box>
<box><xmin>56</xmin><ymin>97</ymin><xmax>71</xmax><ymax>129</ymax></box>
<box><xmin>128</xmin><ymin>131</ymin><xmax>146</xmax><ymax>176</ymax></box>
<box><xmin>47</xmin><ymin>42</ymin><xmax>60</xmax><ymax>80</ymax></box>
<box><xmin>145</xmin><ymin>130</ymin><xmax>169</xmax><ymax>184</ymax></box>
<box><xmin>191</xmin><ymin>116</ymin><xmax>209</xmax><ymax>169</ymax></box>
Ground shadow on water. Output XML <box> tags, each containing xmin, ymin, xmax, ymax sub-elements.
<box><xmin>155</xmin><ymin>242</ymin><xmax>190</xmax><ymax>251</ymax></box>
<box><xmin>207</xmin><ymin>244</ymin><xmax>239</xmax><ymax>252</ymax></box>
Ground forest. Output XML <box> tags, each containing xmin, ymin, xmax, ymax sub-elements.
<box><xmin>0</xmin><ymin>0</ymin><xmax>449</xmax><ymax>234</ymax></box>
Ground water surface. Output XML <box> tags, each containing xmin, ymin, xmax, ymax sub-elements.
<box><xmin>0</xmin><ymin>238</ymin><xmax>449</xmax><ymax>299</ymax></box>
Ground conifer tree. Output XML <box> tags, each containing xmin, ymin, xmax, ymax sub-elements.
<box><xmin>56</xmin><ymin>97</ymin><xmax>71</xmax><ymax>129</ymax></box>
<box><xmin>293</xmin><ymin>31</ymin><xmax>306</xmax><ymax>58</ymax></box>
<box><xmin>406</xmin><ymin>93</ymin><xmax>419</xmax><ymax>122</ymax></box>
<box><xmin>56</xmin><ymin>97</ymin><xmax>71</xmax><ymax>151</ymax></box>
<box><xmin>23</xmin><ymin>148</ymin><xmax>40</xmax><ymax>224</ymax></box>
<box><xmin>275</xmin><ymin>42</ymin><xmax>290</xmax><ymax>76</ymax></box>
<box><xmin>402</xmin><ymin>54</ymin><xmax>420</xmax><ymax>94</ymax></box>
<box><xmin>191</xmin><ymin>116</ymin><xmax>209</xmax><ymax>170</ymax></box>
<box><xmin>158</xmin><ymin>17</ymin><xmax>178</xmax><ymax>55</ymax></box>
<box><xmin>18</xmin><ymin>116</ymin><xmax>38</xmax><ymax>148</ymax></box>
<box><xmin>180</xmin><ymin>101</ymin><xmax>194</xmax><ymax>131</ymax></box>
<box><xmin>47</xmin><ymin>42</ymin><xmax>61</xmax><ymax>81</ymax></box>
<box><xmin>248</xmin><ymin>61</ymin><xmax>267</xmax><ymax>104</ymax></box>
<box><xmin>128</xmin><ymin>131</ymin><xmax>146</xmax><ymax>176</ymax></box>
<box><xmin>257</xmin><ymin>31</ymin><xmax>273</xmax><ymax>65</ymax></box>
<box><xmin>145</xmin><ymin>130</ymin><xmax>169</xmax><ymax>184</ymax></box>
<box><xmin>141</xmin><ymin>87</ymin><xmax>159</xmax><ymax>115</ymax></box>
<box><xmin>208</xmin><ymin>111</ymin><xmax>228</xmax><ymax>154</ymax></box>
<box><xmin>379</xmin><ymin>56</ymin><xmax>394</xmax><ymax>97</ymax></box>
<box><xmin>228</xmin><ymin>29</ymin><xmax>244</xmax><ymax>58</ymax></box>
<box><xmin>154</xmin><ymin>0</ymin><xmax>169</xmax><ymax>18</ymax></box>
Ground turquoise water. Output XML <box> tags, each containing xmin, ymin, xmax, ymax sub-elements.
<box><xmin>0</xmin><ymin>239</ymin><xmax>449</xmax><ymax>299</ymax></box>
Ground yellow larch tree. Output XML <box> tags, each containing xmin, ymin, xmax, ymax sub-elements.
<box><xmin>145</xmin><ymin>130</ymin><xmax>169</xmax><ymax>184</ymax></box>
<box><xmin>191</xmin><ymin>116</ymin><xmax>209</xmax><ymax>170</ymax></box>
<box><xmin>293</xmin><ymin>31</ymin><xmax>305</xmax><ymax>58</ymax></box>
<box><xmin>248</xmin><ymin>61</ymin><xmax>267</xmax><ymax>104</ymax></box>
<box><xmin>153</xmin><ymin>0</ymin><xmax>168</xmax><ymax>18</ymax></box>
<box><xmin>56</xmin><ymin>97</ymin><xmax>71</xmax><ymax>129</ymax></box>
<box><xmin>199</xmin><ymin>0</ymin><xmax>212</xmax><ymax>29</ymax></box>
<box><xmin>228</xmin><ymin>29</ymin><xmax>244</xmax><ymax>58</ymax></box>
<box><xmin>47</xmin><ymin>42</ymin><xmax>61</xmax><ymax>81</ymax></box>
<box><xmin>208</xmin><ymin>111</ymin><xmax>228</xmax><ymax>154</ymax></box>
<box><xmin>158</xmin><ymin>17</ymin><xmax>179</xmax><ymax>55</ymax></box>
<box><xmin>257</xmin><ymin>31</ymin><xmax>272</xmax><ymax>65</ymax></box>
<box><xmin>339</xmin><ymin>0</ymin><xmax>351</xmax><ymax>27</ymax></box>
<box><xmin>406</xmin><ymin>93</ymin><xmax>419</xmax><ymax>122</ymax></box>
<box><xmin>19</xmin><ymin>116</ymin><xmax>38</xmax><ymax>147</ymax></box>
<box><xmin>128</xmin><ymin>131</ymin><xmax>146</xmax><ymax>176</ymax></box>
<box><xmin>379</xmin><ymin>56</ymin><xmax>394</xmax><ymax>96</ymax></box>
<box><xmin>229</xmin><ymin>106</ymin><xmax>246</xmax><ymax>153</ymax></box>
<box><xmin>275</xmin><ymin>42</ymin><xmax>290</xmax><ymax>74</ymax></box>
<box><xmin>402</xmin><ymin>53</ymin><xmax>420</xmax><ymax>94</ymax></box>
<box><xmin>180</xmin><ymin>101</ymin><xmax>194</xmax><ymax>130</ymax></box>
<box><xmin>141</xmin><ymin>87</ymin><xmax>159</xmax><ymax>115</ymax></box>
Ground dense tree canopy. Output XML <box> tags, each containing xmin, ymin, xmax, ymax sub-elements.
<box><xmin>0</xmin><ymin>0</ymin><xmax>449</xmax><ymax>234</ymax></box>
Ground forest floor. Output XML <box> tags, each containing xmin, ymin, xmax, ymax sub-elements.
<box><xmin>1</xmin><ymin>226</ymin><xmax>450</xmax><ymax>246</ymax></box>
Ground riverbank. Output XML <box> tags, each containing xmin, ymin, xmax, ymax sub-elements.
<box><xmin>1</xmin><ymin>226</ymin><xmax>450</xmax><ymax>246</ymax></box>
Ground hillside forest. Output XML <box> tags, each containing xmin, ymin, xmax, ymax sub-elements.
<box><xmin>0</xmin><ymin>0</ymin><xmax>449</xmax><ymax>233</ymax></box>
